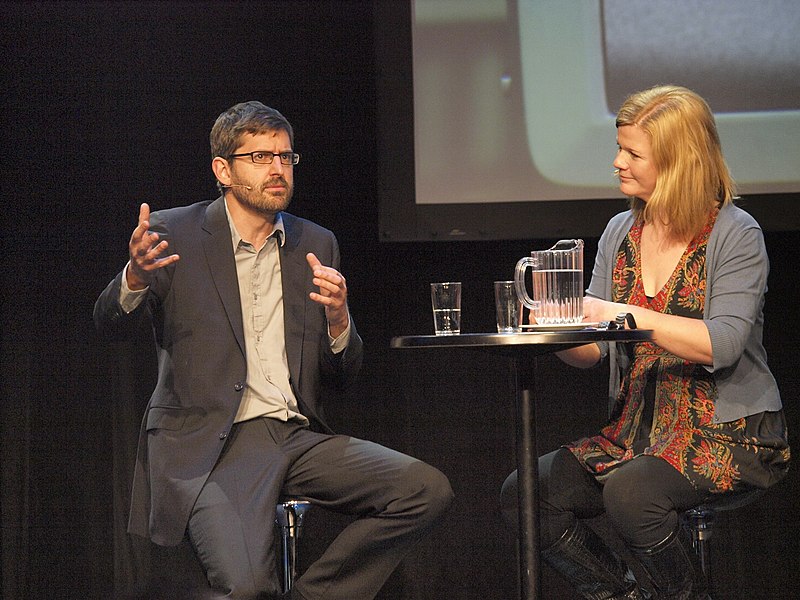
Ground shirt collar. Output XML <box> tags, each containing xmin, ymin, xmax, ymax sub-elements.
<box><xmin>223</xmin><ymin>198</ymin><xmax>285</xmax><ymax>250</ymax></box>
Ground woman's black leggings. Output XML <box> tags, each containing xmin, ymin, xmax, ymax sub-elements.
<box><xmin>501</xmin><ymin>448</ymin><xmax>707</xmax><ymax>549</ymax></box>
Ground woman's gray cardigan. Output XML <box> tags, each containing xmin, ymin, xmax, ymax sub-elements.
<box><xmin>587</xmin><ymin>202</ymin><xmax>782</xmax><ymax>423</ymax></box>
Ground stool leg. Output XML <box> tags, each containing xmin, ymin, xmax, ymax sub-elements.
<box><xmin>685</xmin><ymin>507</ymin><xmax>715</xmax><ymax>585</ymax></box>
<box><xmin>276</xmin><ymin>500</ymin><xmax>313</xmax><ymax>593</ymax></box>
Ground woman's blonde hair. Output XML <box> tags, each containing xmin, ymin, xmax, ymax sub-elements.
<box><xmin>616</xmin><ymin>85</ymin><xmax>735</xmax><ymax>241</ymax></box>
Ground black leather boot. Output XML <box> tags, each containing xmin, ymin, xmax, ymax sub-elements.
<box><xmin>631</xmin><ymin>527</ymin><xmax>711</xmax><ymax>600</ymax></box>
<box><xmin>543</xmin><ymin>520</ymin><xmax>651</xmax><ymax>600</ymax></box>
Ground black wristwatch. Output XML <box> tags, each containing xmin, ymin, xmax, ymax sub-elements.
<box><xmin>614</xmin><ymin>312</ymin><xmax>637</xmax><ymax>330</ymax></box>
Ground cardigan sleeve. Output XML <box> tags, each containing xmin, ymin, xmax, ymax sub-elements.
<box><xmin>586</xmin><ymin>211</ymin><xmax>634</xmax><ymax>405</ymax></box>
<box><xmin>704</xmin><ymin>211</ymin><xmax>769</xmax><ymax>372</ymax></box>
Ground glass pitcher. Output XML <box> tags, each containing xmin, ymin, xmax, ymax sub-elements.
<box><xmin>514</xmin><ymin>239</ymin><xmax>584</xmax><ymax>325</ymax></box>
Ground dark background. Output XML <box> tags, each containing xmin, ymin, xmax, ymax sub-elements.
<box><xmin>2</xmin><ymin>2</ymin><xmax>797</xmax><ymax>599</ymax></box>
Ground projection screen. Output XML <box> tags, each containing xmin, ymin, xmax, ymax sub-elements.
<box><xmin>376</xmin><ymin>0</ymin><xmax>800</xmax><ymax>241</ymax></box>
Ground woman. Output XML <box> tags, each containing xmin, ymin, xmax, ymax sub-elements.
<box><xmin>502</xmin><ymin>85</ymin><xmax>790</xmax><ymax>599</ymax></box>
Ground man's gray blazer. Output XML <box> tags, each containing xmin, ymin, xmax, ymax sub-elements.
<box><xmin>94</xmin><ymin>197</ymin><xmax>363</xmax><ymax>546</ymax></box>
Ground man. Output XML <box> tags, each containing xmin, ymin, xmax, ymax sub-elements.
<box><xmin>94</xmin><ymin>101</ymin><xmax>453</xmax><ymax>600</ymax></box>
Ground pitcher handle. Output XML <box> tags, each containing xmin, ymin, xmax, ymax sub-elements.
<box><xmin>514</xmin><ymin>257</ymin><xmax>539</xmax><ymax>312</ymax></box>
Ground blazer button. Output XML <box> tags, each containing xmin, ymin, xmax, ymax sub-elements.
<box><xmin>234</xmin><ymin>382</ymin><xmax>244</xmax><ymax>392</ymax></box>
<box><xmin>219</xmin><ymin>432</ymin><xmax>227</xmax><ymax>440</ymax></box>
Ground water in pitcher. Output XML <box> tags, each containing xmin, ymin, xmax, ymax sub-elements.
<box><xmin>532</xmin><ymin>269</ymin><xmax>582</xmax><ymax>324</ymax></box>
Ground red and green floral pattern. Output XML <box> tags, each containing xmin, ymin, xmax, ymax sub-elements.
<box><xmin>568</xmin><ymin>209</ymin><xmax>789</xmax><ymax>493</ymax></box>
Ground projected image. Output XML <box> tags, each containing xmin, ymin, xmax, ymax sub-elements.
<box><xmin>412</xmin><ymin>0</ymin><xmax>800</xmax><ymax>205</ymax></box>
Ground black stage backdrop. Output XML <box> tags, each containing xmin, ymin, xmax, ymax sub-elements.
<box><xmin>1</xmin><ymin>2</ymin><xmax>798</xmax><ymax>599</ymax></box>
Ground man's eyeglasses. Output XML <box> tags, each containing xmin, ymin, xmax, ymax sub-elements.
<box><xmin>228</xmin><ymin>151</ymin><xmax>301</xmax><ymax>166</ymax></box>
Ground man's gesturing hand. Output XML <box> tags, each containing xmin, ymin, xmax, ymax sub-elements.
<box><xmin>127</xmin><ymin>203</ymin><xmax>180</xmax><ymax>291</ymax></box>
<box><xmin>306</xmin><ymin>252</ymin><xmax>349</xmax><ymax>339</ymax></box>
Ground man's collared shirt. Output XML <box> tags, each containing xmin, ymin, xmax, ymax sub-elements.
<box><xmin>118</xmin><ymin>200</ymin><xmax>351</xmax><ymax>425</ymax></box>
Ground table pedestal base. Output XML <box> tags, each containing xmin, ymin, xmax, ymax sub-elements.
<box><xmin>515</xmin><ymin>357</ymin><xmax>541</xmax><ymax>600</ymax></box>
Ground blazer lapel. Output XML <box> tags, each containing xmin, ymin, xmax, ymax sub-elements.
<box><xmin>202</xmin><ymin>197</ymin><xmax>246</xmax><ymax>355</ymax></box>
<box><xmin>279</xmin><ymin>213</ymin><xmax>308</xmax><ymax>384</ymax></box>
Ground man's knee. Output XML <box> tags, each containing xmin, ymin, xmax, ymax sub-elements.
<box><xmin>401</xmin><ymin>461</ymin><xmax>454</xmax><ymax>521</ymax></box>
<box><xmin>500</xmin><ymin>470</ymin><xmax>518</xmax><ymax>525</ymax></box>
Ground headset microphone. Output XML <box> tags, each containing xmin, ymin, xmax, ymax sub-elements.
<box><xmin>223</xmin><ymin>184</ymin><xmax>253</xmax><ymax>190</ymax></box>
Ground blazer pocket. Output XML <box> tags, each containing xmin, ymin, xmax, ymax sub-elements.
<box><xmin>146</xmin><ymin>406</ymin><xmax>188</xmax><ymax>432</ymax></box>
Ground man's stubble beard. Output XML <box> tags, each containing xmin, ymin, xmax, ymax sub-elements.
<box><xmin>232</xmin><ymin>181</ymin><xmax>293</xmax><ymax>217</ymax></box>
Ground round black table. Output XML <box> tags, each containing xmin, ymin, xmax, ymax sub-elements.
<box><xmin>390</xmin><ymin>329</ymin><xmax>652</xmax><ymax>600</ymax></box>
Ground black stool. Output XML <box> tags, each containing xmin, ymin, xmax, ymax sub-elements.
<box><xmin>683</xmin><ymin>489</ymin><xmax>764</xmax><ymax>586</ymax></box>
<box><xmin>275</xmin><ymin>499</ymin><xmax>314</xmax><ymax>593</ymax></box>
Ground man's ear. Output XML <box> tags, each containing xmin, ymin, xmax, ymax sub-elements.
<box><xmin>211</xmin><ymin>156</ymin><xmax>231</xmax><ymax>186</ymax></box>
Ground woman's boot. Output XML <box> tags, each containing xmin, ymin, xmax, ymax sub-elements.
<box><xmin>543</xmin><ymin>520</ymin><xmax>651</xmax><ymax>600</ymax></box>
<box><xmin>630</xmin><ymin>527</ymin><xmax>710</xmax><ymax>599</ymax></box>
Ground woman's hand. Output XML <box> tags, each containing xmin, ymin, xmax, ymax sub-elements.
<box><xmin>585</xmin><ymin>297</ymin><xmax>713</xmax><ymax>366</ymax></box>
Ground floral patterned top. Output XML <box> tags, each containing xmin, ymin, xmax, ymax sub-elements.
<box><xmin>568</xmin><ymin>209</ymin><xmax>790</xmax><ymax>494</ymax></box>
